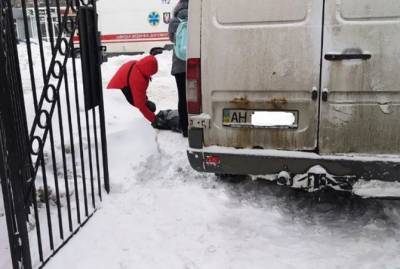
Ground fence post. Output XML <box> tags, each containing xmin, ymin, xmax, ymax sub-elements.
<box><xmin>79</xmin><ymin>4</ymin><xmax>110</xmax><ymax>193</ymax></box>
<box><xmin>0</xmin><ymin>0</ymin><xmax>33</xmax><ymax>268</ymax></box>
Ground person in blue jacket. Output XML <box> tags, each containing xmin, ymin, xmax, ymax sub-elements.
<box><xmin>168</xmin><ymin>0</ymin><xmax>189</xmax><ymax>137</ymax></box>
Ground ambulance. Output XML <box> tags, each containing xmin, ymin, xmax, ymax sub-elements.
<box><xmin>97</xmin><ymin>0</ymin><xmax>179</xmax><ymax>54</ymax></box>
<box><xmin>186</xmin><ymin>0</ymin><xmax>400</xmax><ymax>193</ymax></box>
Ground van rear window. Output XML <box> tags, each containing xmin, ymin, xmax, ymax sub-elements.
<box><xmin>340</xmin><ymin>0</ymin><xmax>400</xmax><ymax>20</ymax></box>
<box><xmin>215</xmin><ymin>0</ymin><xmax>308</xmax><ymax>25</ymax></box>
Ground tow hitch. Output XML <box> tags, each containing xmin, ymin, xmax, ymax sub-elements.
<box><xmin>261</xmin><ymin>166</ymin><xmax>400</xmax><ymax>199</ymax></box>
<box><xmin>275</xmin><ymin>166</ymin><xmax>357</xmax><ymax>193</ymax></box>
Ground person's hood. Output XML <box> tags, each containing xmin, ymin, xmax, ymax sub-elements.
<box><xmin>107</xmin><ymin>60</ymin><xmax>136</xmax><ymax>89</ymax></box>
<box><xmin>135</xmin><ymin>55</ymin><xmax>158</xmax><ymax>79</ymax></box>
<box><xmin>174</xmin><ymin>0</ymin><xmax>188</xmax><ymax>17</ymax></box>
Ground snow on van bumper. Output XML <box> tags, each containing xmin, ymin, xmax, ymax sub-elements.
<box><xmin>187</xmin><ymin>146</ymin><xmax>400</xmax><ymax>182</ymax></box>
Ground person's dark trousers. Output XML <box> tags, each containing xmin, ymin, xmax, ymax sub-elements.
<box><xmin>174</xmin><ymin>72</ymin><xmax>188</xmax><ymax>136</ymax></box>
<box><xmin>121</xmin><ymin>88</ymin><xmax>156</xmax><ymax>112</ymax></box>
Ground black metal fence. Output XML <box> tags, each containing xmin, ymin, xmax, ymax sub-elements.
<box><xmin>0</xmin><ymin>0</ymin><xmax>109</xmax><ymax>268</ymax></box>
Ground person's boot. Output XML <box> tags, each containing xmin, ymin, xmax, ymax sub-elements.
<box><xmin>182</xmin><ymin>129</ymin><xmax>188</xmax><ymax>138</ymax></box>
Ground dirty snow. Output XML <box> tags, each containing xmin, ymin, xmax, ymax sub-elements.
<box><xmin>1</xmin><ymin>49</ymin><xmax>400</xmax><ymax>269</ymax></box>
<box><xmin>354</xmin><ymin>180</ymin><xmax>400</xmax><ymax>198</ymax></box>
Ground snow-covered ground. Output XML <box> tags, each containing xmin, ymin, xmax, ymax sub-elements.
<box><xmin>1</xmin><ymin>49</ymin><xmax>400</xmax><ymax>269</ymax></box>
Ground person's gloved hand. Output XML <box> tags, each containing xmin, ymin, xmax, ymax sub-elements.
<box><xmin>149</xmin><ymin>47</ymin><xmax>164</xmax><ymax>56</ymax></box>
<box><xmin>151</xmin><ymin>114</ymin><xmax>167</xmax><ymax>129</ymax></box>
<box><xmin>146</xmin><ymin>100</ymin><xmax>156</xmax><ymax>113</ymax></box>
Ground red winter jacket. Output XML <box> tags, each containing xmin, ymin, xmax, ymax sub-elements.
<box><xmin>107</xmin><ymin>55</ymin><xmax>158</xmax><ymax>123</ymax></box>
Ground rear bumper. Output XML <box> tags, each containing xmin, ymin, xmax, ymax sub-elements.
<box><xmin>187</xmin><ymin>147</ymin><xmax>400</xmax><ymax>182</ymax></box>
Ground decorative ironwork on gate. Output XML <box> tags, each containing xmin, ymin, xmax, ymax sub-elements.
<box><xmin>0</xmin><ymin>0</ymin><xmax>109</xmax><ymax>268</ymax></box>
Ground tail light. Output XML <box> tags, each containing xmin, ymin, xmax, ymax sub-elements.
<box><xmin>186</xmin><ymin>58</ymin><xmax>202</xmax><ymax>114</ymax></box>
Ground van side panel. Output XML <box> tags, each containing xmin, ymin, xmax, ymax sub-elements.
<box><xmin>201</xmin><ymin>0</ymin><xmax>323</xmax><ymax>150</ymax></box>
<box><xmin>319</xmin><ymin>0</ymin><xmax>400</xmax><ymax>154</ymax></box>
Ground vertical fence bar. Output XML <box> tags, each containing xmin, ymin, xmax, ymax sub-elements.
<box><xmin>92</xmin><ymin>109</ymin><xmax>102</xmax><ymax>200</ymax></box>
<box><xmin>49</xmin><ymin>124</ymin><xmax>64</xmax><ymax>240</ymax></box>
<box><xmin>56</xmin><ymin>95</ymin><xmax>74</xmax><ymax>232</ymax></box>
<box><xmin>98</xmin><ymin>63</ymin><xmax>110</xmax><ymax>194</ymax></box>
<box><xmin>39</xmin><ymin>155</ymin><xmax>55</xmax><ymax>251</ymax></box>
<box><xmin>92</xmin><ymin>1</ymin><xmax>110</xmax><ymax>193</ymax></box>
<box><xmin>44</xmin><ymin>0</ymin><xmax>55</xmax><ymax>52</ymax></box>
<box><xmin>55</xmin><ymin>0</ymin><xmax>62</xmax><ymax>28</ymax></box>
<box><xmin>85</xmin><ymin>110</ymin><xmax>96</xmax><ymax>209</ymax></box>
<box><xmin>0</xmin><ymin>0</ymin><xmax>33</xmax><ymax>268</ymax></box>
<box><xmin>31</xmin><ymin>184</ymin><xmax>44</xmax><ymax>263</ymax></box>
<box><xmin>71</xmin><ymin>41</ymin><xmax>89</xmax><ymax>217</ymax></box>
<box><xmin>20</xmin><ymin>0</ymin><xmax>39</xmax><ymax>112</ymax></box>
<box><xmin>33</xmin><ymin>0</ymin><xmax>49</xmax><ymax>80</ymax></box>
<box><xmin>63</xmin><ymin>68</ymin><xmax>81</xmax><ymax>224</ymax></box>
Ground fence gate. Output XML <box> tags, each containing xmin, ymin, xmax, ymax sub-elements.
<box><xmin>0</xmin><ymin>0</ymin><xmax>109</xmax><ymax>268</ymax></box>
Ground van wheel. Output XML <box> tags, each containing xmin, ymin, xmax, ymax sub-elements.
<box><xmin>215</xmin><ymin>174</ymin><xmax>247</xmax><ymax>183</ymax></box>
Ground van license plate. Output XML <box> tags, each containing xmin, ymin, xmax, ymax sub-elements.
<box><xmin>223</xmin><ymin>109</ymin><xmax>298</xmax><ymax>128</ymax></box>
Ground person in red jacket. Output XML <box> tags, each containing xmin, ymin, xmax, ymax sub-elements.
<box><xmin>107</xmin><ymin>55</ymin><xmax>162</xmax><ymax>126</ymax></box>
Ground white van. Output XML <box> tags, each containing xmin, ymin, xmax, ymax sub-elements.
<box><xmin>186</xmin><ymin>0</ymin><xmax>400</xmax><ymax>191</ymax></box>
<box><xmin>97</xmin><ymin>0</ymin><xmax>179</xmax><ymax>54</ymax></box>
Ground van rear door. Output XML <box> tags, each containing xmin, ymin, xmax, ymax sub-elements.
<box><xmin>319</xmin><ymin>0</ymin><xmax>400</xmax><ymax>154</ymax></box>
<box><xmin>201</xmin><ymin>0</ymin><xmax>323</xmax><ymax>150</ymax></box>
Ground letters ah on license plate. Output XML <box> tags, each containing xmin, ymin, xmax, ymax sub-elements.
<box><xmin>223</xmin><ymin>109</ymin><xmax>251</xmax><ymax>126</ymax></box>
<box><xmin>223</xmin><ymin>109</ymin><xmax>298</xmax><ymax>128</ymax></box>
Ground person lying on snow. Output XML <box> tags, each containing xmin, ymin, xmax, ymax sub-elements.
<box><xmin>107</xmin><ymin>55</ymin><xmax>165</xmax><ymax>128</ymax></box>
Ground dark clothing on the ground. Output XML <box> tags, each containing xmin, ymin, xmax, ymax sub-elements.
<box><xmin>168</xmin><ymin>0</ymin><xmax>188</xmax><ymax>75</ymax></box>
<box><xmin>174</xmin><ymin>72</ymin><xmax>188</xmax><ymax>134</ymax></box>
<box><xmin>153</xmin><ymin>110</ymin><xmax>181</xmax><ymax>133</ymax></box>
